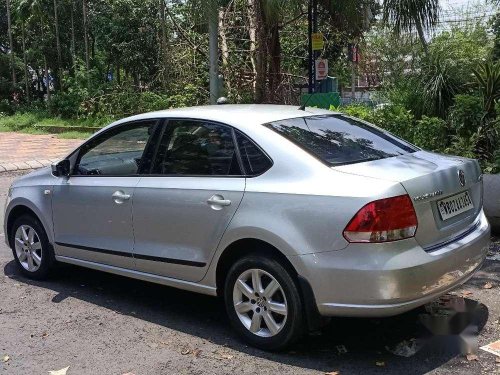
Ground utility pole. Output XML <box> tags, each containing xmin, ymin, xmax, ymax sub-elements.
<box><xmin>208</xmin><ymin>0</ymin><xmax>219</xmax><ymax>104</ymax></box>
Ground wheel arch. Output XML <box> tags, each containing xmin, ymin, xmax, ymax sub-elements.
<box><xmin>215</xmin><ymin>238</ymin><xmax>298</xmax><ymax>295</ymax></box>
<box><xmin>214</xmin><ymin>237</ymin><xmax>325</xmax><ymax>332</ymax></box>
<box><xmin>6</xmin><ymin>204</ymin><xmax>46</xmax><ymax>247</ymax></box>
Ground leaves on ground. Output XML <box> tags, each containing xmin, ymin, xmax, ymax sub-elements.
<box><xmin>2</xmin><ymin>355</ymin><xmax>10</xmax><ymax>363</ymax></box>
<box><xmin>483</xmin><ymin>282</ymin><xmax>493</xmax><ymax>289</ymax></box>
<box><xmin>461</xmin><ymin>290</ymin><xmax>473</xmax><ymax>297</ymax></box>
<box><xmin>325</xmin><ymin>371</ymin><xmax>340</xmax><ymax>375</ymax></box>
<box><xmin>466</xmin><ymin>354</ymin><xmax>478</xmax><ymax>361</ymax></box>
<box><xmin>48</xmin><ymin>366</ymin><xmax>70</xmax><ymax>375</ymax></box>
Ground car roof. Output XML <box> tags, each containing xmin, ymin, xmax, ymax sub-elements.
<box><xmin>105</xmin><ymin>104</ymin><xmax>337</xmax><ymax>131</ymax></box>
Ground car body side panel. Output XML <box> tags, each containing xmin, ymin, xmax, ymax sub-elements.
<box><xmin>4</xmin><ymin>167</ymin><xmax>56</xmax><ymax>245</ymax></box>
<box><xmin>132</xmin><ymin>176</ymin><xmax>245</xmax><ymax>282</ymax></box>
<box><xmin>201</xmin><ymin>164</ymin><xmax>407</xmax><ymax>287</ymax></box>
<box><xmin>51</xmin><ymin>176</ymin><xmax>139</xmax><ymax>269</ymax></box>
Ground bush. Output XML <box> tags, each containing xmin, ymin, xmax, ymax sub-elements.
<box><xmin>334</xmin><ymin>103</ymin><xmax>375</xmax><ymax>122</ymax></box>
<box><xmin>413</xmin><ymin>116</ymin><xmax>448</xmax><ymax>151</ymax></box>
<box><xmin>448</xmin><ymin>94</ymin><xmax>484</xmax><ymax>138</ymax></box>
<box><xmin>336</xmin><ymin>103</ymin><xmax>415</xmax><ymax>142</ymax></box>
<box><xmin>0</xmin><ymin>112</ymin><xmax>38</xmax><ymax>131</ymax></box>
<box><xmin>371</xmin><ymin>104</ymin><xmax>415</xmax><ymax>142</ymax></box>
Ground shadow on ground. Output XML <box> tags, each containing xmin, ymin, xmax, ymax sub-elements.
<box><xmin>4</xmin><ymin>260</ymin><xmax>493</xmax><ymax>374</ymax></box>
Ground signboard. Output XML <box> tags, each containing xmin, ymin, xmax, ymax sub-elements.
<box><xmin>311</xmin><ymin>33</ymin><xmax>324</xmax><ymax>51</ymax></box>
<box><xmin>315</xmin><ymin>59</ymin><xmax>328</xmax><ymax>80</ymax></box>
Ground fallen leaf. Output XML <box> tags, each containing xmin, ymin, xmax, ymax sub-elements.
<box><xmin>2</xmin><ymin>355</ymin><xmax>10</xmax><ymax>363</ymax></box>
<box><xmin>496</xmin><ymin>357</ymin><xmax>500</xmax><ymax>364</ymax></box>
<box><xmin>192</xmin><ymin>349</ymin><xmax>202</xmax><ymax>358</ymax></box>
<box><xmin>181</xmin><ymin>348</ymin><xmax>190</xmax><ymax>355</ymax></box>
<box><xmin>48</xmin><ymin>366</ymin><xmax>70</xmax><ymax>375</ymax></box>
<box><xmin>325</xmin><ymin>371</ymin><xmax>339</xmax><ymax>375</ymax></box>
<box><xmin>121</xmin><ymin>373</ymin><xmax>135</xmax><ymax>375</ymax></box>
<box><xmin>466</xmin><ymin>354</ymin><xmax>478</xmax><ymax>361</ymax></box>
<box><xmin>375</xmin><ymin>361</ymin><xmax>385</xmax><ymax>367</ymax></box>
<box><xmin>42</xmin><ymin>332</ymin><xmax>48</xmax><ymax>338</ymax></box>
<box><xmin>219</xmin><ymin>353</ymin><xmax>233</xmax><ymax>360</ymax></box>
<box><xmin>461</xmin><ymin>290</ymin><xmax>473</xmax><ymax>297</ymax></box>
<box><xmin>483</xmin><ymin>283</ymin><xmax>493</xmax><ymax>289</ymax></box>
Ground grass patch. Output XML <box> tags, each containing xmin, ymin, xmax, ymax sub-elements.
<box><xmin>0</xmin><ymin>112</ymin><xmax>110</xmax><ymax>138</ymax></box>
<box><xmin>56</xmin><ymin>131</ymin><xmax>92</xmax><ymax>139</ymax></box>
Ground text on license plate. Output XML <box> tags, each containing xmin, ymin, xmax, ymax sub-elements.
<box><xmin>437</xmin><ymin>191</ymin><xmax>474</xmax><ymax>220</ymax></box>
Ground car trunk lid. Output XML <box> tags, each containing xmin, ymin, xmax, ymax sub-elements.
<box><xmin>333</xmin><ymin>151</ymin><xmax>483</xmax><ymax>249</ymax></box>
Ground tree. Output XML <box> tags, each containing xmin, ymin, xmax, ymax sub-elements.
<box><xmin>382</xmin><ymin>0</ymin><xmax>440</xmax><ymax>55</ymax></box>
<box><xmin>6</xmin><ymin>0</ymin><xmax>16</xmax><ymax>86</ymax></box>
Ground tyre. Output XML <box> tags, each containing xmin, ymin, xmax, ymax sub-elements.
<box><xmin>224</xmin><ymin>254</ymin><xmax>304</xmax><ymax>350</ymax></box>
<box><xmin>9</xmin><ymin>214</ymin><xmax>55</xmax><ymax>280</ymax></box>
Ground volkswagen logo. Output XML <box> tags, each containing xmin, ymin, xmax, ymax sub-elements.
<box><xmin>458</xmin><ymin>170</ymin><xmax>466</xmax><ymax>187</ymax></box>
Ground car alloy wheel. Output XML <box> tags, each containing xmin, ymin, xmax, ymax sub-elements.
<box><xmin>14</xmin><ymin>224</ymin><xmax>43</xmax><ymax>272</ymax></box>
<box><xmin>232</xmin><ymin>268</ymin><xmax>288</xmax><ymax>337</ymax></box>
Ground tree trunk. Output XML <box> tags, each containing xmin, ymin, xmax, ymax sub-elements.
<box><xmin>116</xmin><ymin>65</ymin><xmax>121</xmax><ymax>85</ymax></box>
<box><xmin>70</xmin><ymin>0</ymin><xmax>77</xmax><ymax>74</ymax></box>
<box><xmin>6</xmin><ymin>0</ymin><xmax>16</xmax><ymax>87</ymax></box>
<box><xmin>219</xmin><ymin>7</ymin><xmax>230</xmax><ymax>94</ymax></box>
<box><xmin>208</xmin><ymin>0</ymin><xmax>219</xmax><ymax>104</ymax></box>
<box><xmin>44</xmin><ymin>55</ymin><xmax>51</xmax><ymax>103</ymax></box>
<box><xmin>248</xmin><ymin>0</ymin><xmax>267</xmax><ymax>103</ymax></box>
<box><xmin>246</xmin><ymin>0</ymin><xmax>257</xmax><ymax>95</ymax></box>
<box><xmin>21</xmin><ymin>22</ymin><xmax>30</xmax><ymax>103</ymax></box>
<box><xmin>219</xmin><ymin>8</ymin><xmax>229</xmax><ymax>67</ymax></box>
<box><xmin>415</xmin><ymin>19</ymin><xmax>429</xmax><ymax>56</ymax></box>
<box><xmin>267</xmin><ymin>22</ymin><xmax>281</xmax><ymax>102</ymax></box>
<box><xmin>159</xmin><ymin>0</ymin><xmax>168</xmax><ymax>91</ymax></box>
<box><xmin>83</xmin><ymin>0</ymin><xmax>91</xmax><ymax>87</ymax></box>
<box><xmin>53</xmin><ymin>0</ymin><xmax>62</xmax><ymax>89</ymax></box>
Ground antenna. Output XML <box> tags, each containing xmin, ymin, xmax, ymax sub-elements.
<box><xmin>298</xmin><ymin>92</ymin><xmax>315</xmax><ymax>111</ymax></box>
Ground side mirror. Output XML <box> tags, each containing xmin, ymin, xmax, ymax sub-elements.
<box><xmin>51</xmin><ymin>159</ymin><xmax>71</xmax><ymax>177</ymax></box>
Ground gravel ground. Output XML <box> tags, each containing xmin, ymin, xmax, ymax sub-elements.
<box><xmin>0</xmin><ymin>171</ymin><xmax>499</xmax><ymax>375</ymax></box>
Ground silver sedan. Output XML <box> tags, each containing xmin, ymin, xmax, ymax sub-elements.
<box><xmin>3</xmin><ymin>105</ymin><xmax>490</xmax><ymax>350</ymax></box>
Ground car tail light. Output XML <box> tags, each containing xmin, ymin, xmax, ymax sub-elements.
<box><xmin>343</xmin><ymin>195</ymin><xmax>418</xmax><ymax>243</ymax></box>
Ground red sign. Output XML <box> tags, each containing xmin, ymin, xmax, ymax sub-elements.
<box><xmin>315</xmin><ymin>59</ymin><xmax>328</xmax><ymax>80</ymax></box>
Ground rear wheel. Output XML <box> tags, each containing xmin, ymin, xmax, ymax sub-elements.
<box><xmin>10</xmin><ymin>214</ymin><xmax>55</xmax><ymax>280</ymax></box>
<box><xmin>224</xmin><ymin>255</ymin><xmax>304</xmax><ymax>350</ymax></box>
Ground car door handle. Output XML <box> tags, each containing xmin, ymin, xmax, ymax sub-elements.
<box><xmin>112</xmin><ymin>190</ymin><xmax>131</xmax><ymax>204</ymax></box>
<box><xmin>207</xmin><ymin>195</ymin><xmax>231</xmax><ymax>207</ymax></box>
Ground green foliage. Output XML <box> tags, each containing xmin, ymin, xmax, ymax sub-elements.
<box><xmin>371</xmin><ymin>104</ymin><xmax>415</xmax><ymax>141</ymax></box>
<box><xmin>472</xmin><ymin>60</ymin><xmax>500</xmax><ymax>118</ymax></box>
<box><xmin>448</xmin><ymin>94</ymin><xmax>484</xmax><ymax>138</ymax></box>
<box><xmin>0</xmin><ymin>112</ymin><xmax>38</xmax><ymax>130</ymax></box>
<box><xmin>413</xmin><ymin>116</ymin><xmax>447</xmax><ymax>151</ymax></box>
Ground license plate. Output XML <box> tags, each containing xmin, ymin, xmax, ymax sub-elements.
<box><xmin>437</xmin><ymin>191</ymin><xmax>474</xmax><ymax>220</ymax></box>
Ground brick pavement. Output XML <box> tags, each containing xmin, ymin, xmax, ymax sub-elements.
<box><xmin>0</xmin><ymin>132</ymin><xmax>82</xmax><ymax>172</ymax></box>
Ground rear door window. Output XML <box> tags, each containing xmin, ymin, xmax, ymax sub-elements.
<box><xmin>151</xmin><ymin>120</ymin><xmax>242</xmax><ymax>176</ymax></box>
<box><xmin>266</xmin><ymin>115</ymin><xmax>417</xmax><ymax>166</ymax></box>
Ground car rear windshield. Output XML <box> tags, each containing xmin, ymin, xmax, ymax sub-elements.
<box><xmin>265</xmin><ymin>115</ymin><xmax>418</xmax><ymax>166</ymax></box>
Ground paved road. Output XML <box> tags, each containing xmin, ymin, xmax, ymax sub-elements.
<box><xmin>1</xmin><ymin>171</ymin><xmax>499</xmax><ymax>375</ymax></box>
<box><xmin>0</xmin><ymin>132</ymin><xmax>81</xmax><ymax>172</ymax></box>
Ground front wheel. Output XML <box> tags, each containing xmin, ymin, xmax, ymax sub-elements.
<box><xmin>224</xmin><ymin>255</ymin><xmax>304</xmax><ymax>350</ymax></box>
<box><xmin>10</xmin><ymin>214</ymin><xmax>55</xmax><ymax>280</ymax></box>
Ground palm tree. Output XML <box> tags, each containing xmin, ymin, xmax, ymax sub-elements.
<box><xmin>382</xmin><ymin>0</ymin><xmax>440</xmax><ymax>55</ymax></box>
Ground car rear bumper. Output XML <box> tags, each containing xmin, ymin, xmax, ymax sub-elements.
<box><xmin>291</xmin><ymin>210</ymin><xmax>490</xmax><ymax>317</ymax></box>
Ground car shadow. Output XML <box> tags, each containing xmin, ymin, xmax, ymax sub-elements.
<box><xmin>3</xmin><ymin>260</ymin><xmax>491</xmax><ymax>374</ymax></box>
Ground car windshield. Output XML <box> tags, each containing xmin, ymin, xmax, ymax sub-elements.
<box><xmin>265</xmin><ymin>115</ymin><xmax>418</xmax><ymax>166</ymax></box>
